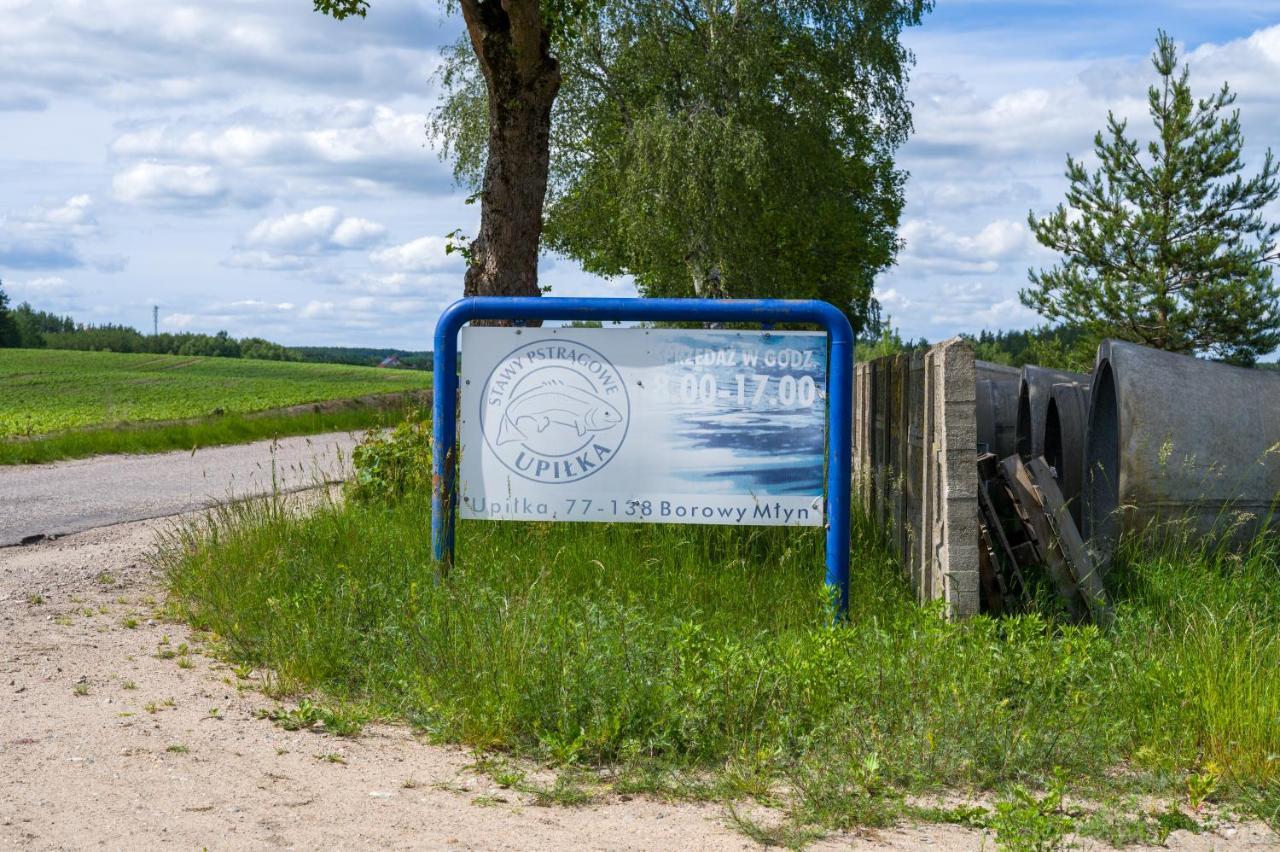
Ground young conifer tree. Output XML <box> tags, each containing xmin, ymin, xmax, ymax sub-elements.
<box><xmin>1023</xmin><ymin>32</ymin><xmax>1280</xmax><ymax>365</ymax></box>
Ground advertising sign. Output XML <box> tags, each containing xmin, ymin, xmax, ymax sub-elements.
<box><xmin>459</xmin><ymin>327</ymin><xmax>827</xmax><ymax>526</ymax></box>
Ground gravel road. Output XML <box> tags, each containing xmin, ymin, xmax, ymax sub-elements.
<box><xmin>0</xmin><ymin>432</ymin><xmax>361</xmax><ymax>547</ymax></box>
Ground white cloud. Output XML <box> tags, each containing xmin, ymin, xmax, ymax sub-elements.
<box><xmin>109</xmin><ymin>103</ymin><xmax>451</xmax><ymax>196</ymax></box>
<box><xmin>243</xmin><ymin>206</ymin><xmax>386</xmax><ymax>253</ymax></box>
<box><xmin>163</xmin><ymin>312</ymin><xmax>195</xmax><ymax>328</ymax></box>
<box><xmin>369</xmin><ymin>236</ymin><xmax>458</xmax><ymax>273</ymax></box>
<box><xmin>897</xmin><ymin>219</ymin><xmax>1034</xmax><ymax>275</ymax></box>
<box><xmin>227</xmin><ymin>206</ymin><xmax>387</xmax><ymax>271</ymax></box>
<box><xmin>0</xmin><ymin>195</ymin><xmax>120</xmax><ymax>271</ymax></box>
<box><xmin>300</xmin><ymin>300</ymin><xmax>336</xmax><ymax>319</ymax></box>
<box><xmin>112</xmin><ymin>163</ymin><xmax>229</xmax><ymax>207</ymax></box>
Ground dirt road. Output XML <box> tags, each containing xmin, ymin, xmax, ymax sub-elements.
<box><xmin>0</xmin><ymin>432</ymin><xmax>360</xmax><ymax>547</ymax></box>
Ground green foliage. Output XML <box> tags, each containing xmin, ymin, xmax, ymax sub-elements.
<box><xmin>261</xmin><ymin>698</ymin><xmax>367</xmax><ymax>736</ymax></box>
<box><xmin>312</xmin><ymin>0</ymin><xmax>368</xmax><ymax>20</ymax></box>
<box><xmin>856</xmin><ymin>323</ymin><xmax>928</xmax><ymax>363</ymax></box>
<box><xmin>969</xmin><ymin>325</ymin><xmax>1096</xmax><ymax>372</ymax></box>
<box><xmin>989</xmin><ymin>777</ymin><xmax>1072</xmax><ymax>851</ymax></box>
<box><xmin>0</xmin><ymin>348</ymin><xmax>428</xmax><ymax>439</ymax></box>
<box><xmin>8</xmin><ymin>300</ymin><xmax>75</xmax><ymax>348</ymax></box>
<box><xmin>433</xmin><ymin>1</ymin><xmax>932</xmax><ymax>332</ymax></box>
<box><xmin>40</xmin><ymin>325</ymin><xmax>299</xmax><ymax>361</ymax></box>
<box><xmin>292</xmin><ymin>346</ymin><xmax>432</xmax><ymax>370</ymax></box>
<box><xmin>0</xmin><ymin>281</ymin><xmax>19</xmax><ymax>348</ymax></box>
<box><xmin>162</xmin><ymin>495</ymin><xmax>1280</xmax><ymax>835</ymax></box>
<box><xmin>1024</xmin><ymin>31</ymin><xmax>1280</xmax><ymax>365</ymax></box>
<box><xmin>348</xmin><ymin>415</ymin><xmax>433</xmax><ymax>502</ymax></box>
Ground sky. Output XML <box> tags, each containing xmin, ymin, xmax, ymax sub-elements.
<box><xmin>1</xmin><ymin>1</ymin><xmax>1278</xmax><ymax>350</ymax></box>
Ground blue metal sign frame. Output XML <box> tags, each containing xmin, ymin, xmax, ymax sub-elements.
<box><xmin>432</xmin><ymin>296</ymin><xmax>854</xmax><ymax>615</ymax></box>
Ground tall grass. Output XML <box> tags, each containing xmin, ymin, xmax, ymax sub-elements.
<box><xmin>158</xmin><ymin>487</ymin><xmax>1280</xmax><ymax>829</ymax></box>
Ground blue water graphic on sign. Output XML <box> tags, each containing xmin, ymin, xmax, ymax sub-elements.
<box><xmin>661</xmin><ymin>332</ymin><xmax>827</xmax><ymax>497</ymax></box>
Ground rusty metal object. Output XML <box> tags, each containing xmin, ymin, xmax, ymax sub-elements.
<box><xmin>1043</xmin><ymin>381</ymin><xmax>1091</xmax><ymax>528</ymax></box>
<box><xmin>1083</xmin><ymin>340</ymin><xmax>1280</xmax><ymax>566</ymax></box>
<box><xmin>976</xmin><ymin>361</ymin><xmax>1020</xmax><ymax>458</ymax></box>
<box><xmin>1016</xmin><ymin>365</ymin><xmax>1088</xmax><ymax>460</ymax></box>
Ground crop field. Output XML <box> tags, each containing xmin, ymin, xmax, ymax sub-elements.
<box><xmin>0</xmin><ymin>349</ymin><xmax>429</xmax><ymax>439</ymax></box>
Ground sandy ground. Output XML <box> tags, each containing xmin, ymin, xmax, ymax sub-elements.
<box><xmin>1</xmin><ymin>514</ymin><xmax>1276</xmax><ymax>851</ymax></box>
<box><xmin>0</xmin><ymin>432</ymin><xmax>361</xmax><ymax>546</ymax></box>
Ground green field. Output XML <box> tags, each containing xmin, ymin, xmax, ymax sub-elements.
<box><xmin>0</xmin><ymin>349</ymin><xmax>430</xmax><ymax>438</ymax></box>
<box><xmin>0</xmin><ymin>349</ymin><xmax>430</xmax><ymax>463</ymax></box>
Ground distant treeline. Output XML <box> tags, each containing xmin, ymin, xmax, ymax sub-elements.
<box><xmin>0</xmin><ymin>297</ymin><xmax>296</xmax><ymax>361</ymax></box>
<box><xmin>292</xmin><ymin>347</ymin><xmax>432</xmax><ymax>370</ymax></box>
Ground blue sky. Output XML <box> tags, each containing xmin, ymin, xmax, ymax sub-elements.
<box><xmin>1</xmin><ymin>1</ymin><xmax>1278</xmax><ymax>349</ymax></box>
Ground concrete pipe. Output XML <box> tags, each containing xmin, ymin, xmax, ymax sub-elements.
<box><xmin>1083</xmin><ymin>340</ymin><xmax>1280</xmax><ymax>563</ymax></box>
<box><xmin>975</xmin><ymin>360</ymin><xmax>1020</xmax><ymax>458</ymax></box>
<box><xmin>1042</xmin><ymin>381</ymin><xmax>1091</xmax><ymax>529</ymax></box>
<box><xmin>1016</xmin><ymin>365</ymin><xmax>1088</xmax><ymax>460</ymax></box>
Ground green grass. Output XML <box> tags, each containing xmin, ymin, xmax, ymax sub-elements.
<box><xmin>0</xmin><ymin>348</ymin><xmax>430</xmax><ymax>463</ymax></box>
<box><xmin>158</xmin><ymin>488</ymin><xmax>1280</xmax><ymax>840</ymax></box>
<box><xmin>0</xmin><ymin>348</ymin><xmax>429</xmax><ymax>438</ymax></box>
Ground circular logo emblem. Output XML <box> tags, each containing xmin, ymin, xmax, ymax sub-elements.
<box><xmin>479</xmin><ymin>338</ymin><xmax>630</xmax><ymax>484</ymax></box>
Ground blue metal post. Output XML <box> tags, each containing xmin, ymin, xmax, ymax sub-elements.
<box><xmin>430</xmin><ymin>297</ymin><xmax>854</xmax><ymax>615</ymax></box>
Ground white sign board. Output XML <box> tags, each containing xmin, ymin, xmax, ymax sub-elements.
<box><xmin>459</xmin><ymin>328</ymin><xmax>826</xmax><ymax>526</ymax></box>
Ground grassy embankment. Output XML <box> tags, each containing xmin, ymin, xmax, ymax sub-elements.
<box><xmin>0</xmin><ymin>349</ymin><xmax>430</xmax><ymax>464</ymax></box>
<box><xmin>157</xmin><ymin>433</ymin><xmax>1280</xmax><ymax>845</ymax></box>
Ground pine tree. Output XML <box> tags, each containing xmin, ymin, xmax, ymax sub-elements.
<box><xmin>1023</xmin><ymin>31</ymin><xmax>1280</xmax><ymax>365</ymax></box>
<box><xmin>0</xmin><ymin>281</ymin><xmax>22</xmax><ymax>348</ymax></box>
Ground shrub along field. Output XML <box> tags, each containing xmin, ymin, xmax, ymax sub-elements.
<box><xmin>0</xmin><ymin>349</ymin><xmax>430</xmax><ymax>463</ymax></box>
<box><xmin>158</xmin><ymin>424</ymin><xmax>1280</xmax><ymax>846</ymax></box>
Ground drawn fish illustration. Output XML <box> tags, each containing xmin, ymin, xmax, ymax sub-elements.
<box><xmin>496</xmin><ymin>380</ymin><xmax>623</xmax><ymax>445</ymax></box>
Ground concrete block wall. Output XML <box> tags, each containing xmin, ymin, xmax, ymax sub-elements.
<box><xmin>853</xmin><ymin>337</ymin><xmax>980</xmax><ymax>618</ymax></box>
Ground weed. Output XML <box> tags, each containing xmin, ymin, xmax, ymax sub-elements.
<box><xmin>470</xmin><ymin>794</ymin><xmax>507</xmax><ymax>807</ymax></box>
<box><xmin>122</xmin><ymin>617</ymin><xmax>139</xmax><ymax>629</ymax></box>
<box><xmin>471</xmin><ymin>757</ymin><xmax>526</xmax><ymax>790</ymax></box>
<box><xmin>727</xmin><ymin>806</ymin><xmax>824</xmax><ymax>849</ymax></box>
<box><xmin>207</xmin><ymin>707</ymin><xmax>221</xmax><ymax>718</ymax></box>
<box><xmin>72</xmin><ymin>682</ymin><xmax>89</xmax><ymax>697</ymax></box>
<box><xmin>27</xmin><ymin>593</ymin><xmax>44</xmax><ymax>605</ymax></box>
<box><xmin>1187</xmin><ymin>765</ymin><xmax>1220</xmax><ymax>811</ymax></box>
<box><xmin>233</xmin><ymin>663</ymin><xmax>254</xmax><ymax>680</ymax></box>
<box><xmin>522</xmin><ymin>771</ymin><xmax>596</xmax><ymax>807</ymax></box>
<box><xmin>166</xmin><ymin>744</ymin><xmax>189</xmax><ymax>754</ymax></box>
<box><xmin>989</xmin><ymin>779</ymin><xmax>1072</xmax><ymax>852</ymax></box>
<box><xmin>1153</xmin><ymin>806</ymin><xmax>1201</xmax><ymax>841</ymax></box>
<box><xmin>96</xmin><ymin>572</ymin><xmax>116</xmax><ymax>586</ymax></box>
<box><xmin>122</xmin><ymin>680</ymin><xmax>137</xmax><ymax>690</ymax></box>
<box><xmin>402</xmin><ymin>778</ymin><xmax>420</xmax><ymax>789</ymax></box>
<box><xmin>315</xmin><ymin>752</ymin><xmax>346</xmax><ymax>765</ymax></box>
<box><xmin>259</xmin><ymin>699</ymin><xmax>365</xmax><ymax>735</ymax></box>
<box><xmin>177</xmin><ymin>656</ymin><xmax>194</xmax><ymax>669</ymax></box>
<box><xmin>905</xmin><ymin>803</ymin><xmax>990</xmax><ymax>828</ymax></box>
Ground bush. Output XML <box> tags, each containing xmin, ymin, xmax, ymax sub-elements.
<box><xmin>347</xmin><ymin>414</ymin><xmax>432</xmax><ymax>502</ymax></box>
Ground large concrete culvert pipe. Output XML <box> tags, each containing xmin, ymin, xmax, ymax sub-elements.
<box><xmin>1043</xmin><ymin>381</ymin><xmax>1091</xmax><ymax>528</ymax></box>
<box><xmin>1016</xmin><ymin>365</ymin><xmax>1089</xmax><ymax>460</ymax></box>
<box><xmin>976</xmin><ymin>361</ymin><xmax>1021</xmax><ymax>458</ymax></box>
<box><xmin>1083</xmin><ymin>340</ymin><xmax>1280</xmax><ymax>566</ymax></box>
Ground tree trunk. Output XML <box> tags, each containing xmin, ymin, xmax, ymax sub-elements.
<box><xmin>460</xmin><ymin>0</ymin><xmax>560</xmax><ymax>320</ymax></box>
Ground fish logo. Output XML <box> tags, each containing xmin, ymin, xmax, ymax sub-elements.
<box><xmin>478</xmin><ymin>339</ymin><xmax>630</xmax><ymax>484</ymax></box>
<box><xmin>496</xmin><ymin>381</ymin><xmax>624</xmax><ymax>445</ymax></box>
